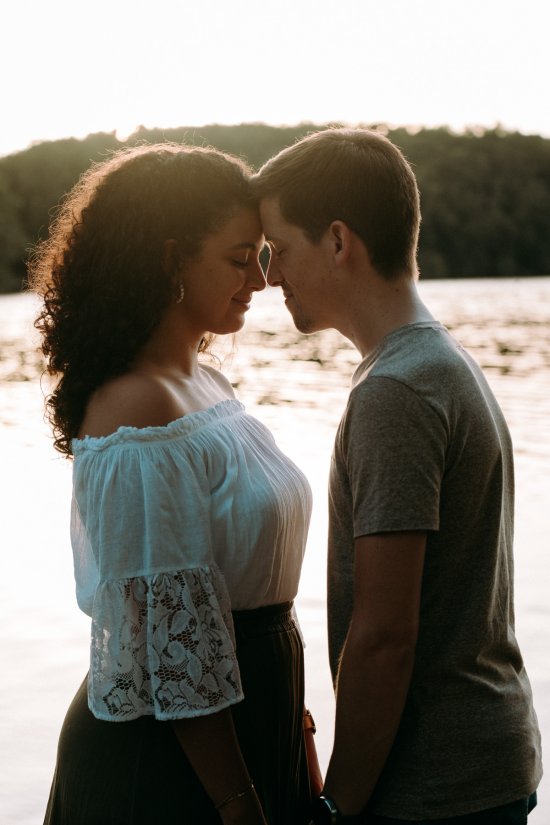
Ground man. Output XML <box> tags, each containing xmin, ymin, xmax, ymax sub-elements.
<box><xmin>253</xmin><ymin>129</ymin><xmax>542</xmax><ymax>824</ymax></box>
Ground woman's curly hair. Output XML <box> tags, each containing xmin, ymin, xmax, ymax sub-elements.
<box><xmin>28</xmin><ymin>143</ymin><xmax>255</xmax><ymax>457</ymax></box>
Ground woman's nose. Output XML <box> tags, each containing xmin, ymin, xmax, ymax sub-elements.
<box><xmin>248</xmin><ymin>257</ymin><xmax>267</xmax><ymax>292</ymax></box>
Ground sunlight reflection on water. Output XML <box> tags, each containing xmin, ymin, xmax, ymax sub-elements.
<box><xmin>1</xmin><ymin>279</ymin><xmax>549</xmax><ymax>824</ymax></box>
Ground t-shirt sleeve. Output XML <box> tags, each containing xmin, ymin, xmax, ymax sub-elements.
<box><xmin>342</xmin><ymin>376</ymin><xmax>447</xmax><ymax>537</ymax></box>
<box><xmin>72</xmin><ymin>440</ymin><xmax>243</xmax><ymax>722</ymax></box>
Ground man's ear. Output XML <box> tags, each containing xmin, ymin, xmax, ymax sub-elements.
<box><xmin>162</xmin><ymin>239</ymin><xmax>181</xmax><ymax>275</ymax></box>
<box><xmin>328</xmin><ymin>220</ymin><xmax>352</xmax><ymax>264</ymax></box>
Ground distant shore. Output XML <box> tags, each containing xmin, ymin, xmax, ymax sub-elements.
<box><xmin>2</xmin><ymin>124</ymin><xmax>550</xmax><ymax>294</ymax></box>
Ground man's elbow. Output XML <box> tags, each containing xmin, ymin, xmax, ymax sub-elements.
<box><xmin>347</xmin><ymin>617</ymin><xmax>419</xmax><ymax>667</ymax></box>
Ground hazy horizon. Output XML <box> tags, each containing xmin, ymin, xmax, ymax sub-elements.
<box><xmin>2</xmin><ymin>0</ymin><xmax>549</xmax><ymax>158</ymax></box>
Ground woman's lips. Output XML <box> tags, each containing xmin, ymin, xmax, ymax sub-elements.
<box><xmin>232</xmin><ymin>296</ymin><xmax>252</xmax><ymax>309</ymax></box>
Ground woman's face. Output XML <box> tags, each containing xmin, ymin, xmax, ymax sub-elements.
<box><xmin>180</xmin><ymin>207</ymin><xmax>266</xmax><ymax>336</ymax></box>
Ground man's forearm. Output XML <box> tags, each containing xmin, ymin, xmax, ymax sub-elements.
<box><xmin>323</xmin><ymin>623</ymin><xmax>416</xmax><ymax>815</ymax></box>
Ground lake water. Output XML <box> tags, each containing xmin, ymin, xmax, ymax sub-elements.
<box><xmin>1</xmin><ymin>279</ymin><xmax>549</xmax><ymax>824</ymax></box>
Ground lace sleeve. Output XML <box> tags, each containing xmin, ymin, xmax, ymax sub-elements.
<box><xmin>88</xmin><ymin>565</ymin><xmax>243</xmax><ymax>721</ymax></box>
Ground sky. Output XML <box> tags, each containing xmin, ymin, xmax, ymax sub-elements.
<box><xmin>1</xmin><ymin>0</ymin><xmax>549</xmax><ymax>158</ymax></box>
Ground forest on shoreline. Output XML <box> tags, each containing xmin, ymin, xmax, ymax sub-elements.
<box><xmin>1</xmin><ymin>122</ymin><xmax>549</xmax><ymax>292</ymax></box>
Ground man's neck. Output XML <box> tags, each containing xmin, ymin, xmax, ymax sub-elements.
<box><xmin>335</xmin><ymin>271</ymin><xmax>435</xmax><ymax>359</ymax></box>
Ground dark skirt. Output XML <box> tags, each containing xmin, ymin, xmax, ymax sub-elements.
<box><xmin>43</xmin><ymin>602</ymin><xmax>311</xmax><ymax>825</ymax></box>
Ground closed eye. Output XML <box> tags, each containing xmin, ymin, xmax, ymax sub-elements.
<box><xmin>267</xmin><ymin>242</ymin><xmax>285</xmax><ymax>258</ymax></box>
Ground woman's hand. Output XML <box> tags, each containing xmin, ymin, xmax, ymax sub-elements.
<box><xmin>217</xmin><ymin>784</ymin><xmax>267</xmax><ymax>825</ymax></box>
<box><xmin>304</xmin><ymin>709</ymin><xmax>324</xmax><ymax>797</ymax></box>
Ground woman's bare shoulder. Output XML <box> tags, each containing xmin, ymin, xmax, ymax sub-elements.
<box><xmin>199</xmin><ymin>362</ymin><xmax>236</xmax><ymax>397</ymax></box>
<box><xmin>78</xmin><ymin>373</ymin><xmax>182</xmax><ymax>438</ymax></box>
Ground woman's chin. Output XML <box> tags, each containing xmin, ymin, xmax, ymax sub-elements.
<box><xmin>210</xmin><ymin>317</ymin><xmax>246</xmax><ymax>336</ymax></box>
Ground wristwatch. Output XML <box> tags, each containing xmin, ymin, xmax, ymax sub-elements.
<box><xmin>311</xmin><ymin>795</ymin><xmax>340</xmax><ymax>825</ymax></box>
<box><xmin>310</xmin><ymin>794</ymin><xmax>364</xmax><ymax>824</ymax></box>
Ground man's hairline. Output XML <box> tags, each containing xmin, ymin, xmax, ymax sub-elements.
<box><xmin>259</xmin><ymin>193</ymin><xmax>320</xmax><ymax>244</ymax></box>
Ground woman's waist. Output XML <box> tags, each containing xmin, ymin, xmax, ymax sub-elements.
<box><xmin>232</xmin><ymin>600</ymin><xmax>295</xmax><ymax>638</ymax></box>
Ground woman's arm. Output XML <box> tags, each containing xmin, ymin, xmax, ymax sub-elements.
<box><xmin>81</xmin><ymin>379</ymin><xmax>267</xmax><ymax>822</ymax></box>
<box><xmin>171</xmin><ymin>709</ymin><xmax>267</xmax><ymax>825</ymax></box>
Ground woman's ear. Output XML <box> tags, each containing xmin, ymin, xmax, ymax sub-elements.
<box><xmin>162</xmin><ymin>239</ymin><xmax>181</xmax><ymax>275</ymax></box>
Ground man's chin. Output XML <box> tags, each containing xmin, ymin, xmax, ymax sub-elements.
<box><xmin>288</xmin><ymin>309</ymin><xmax>317</xmax><ymax>335</ymax></box>
<box><xmin>282</xmin><ymin>296</ymin><xmax>318</xmax><ymax>334</ymax></box>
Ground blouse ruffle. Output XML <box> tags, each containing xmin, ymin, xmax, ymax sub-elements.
<box><xmin>73</xmin><ymin>398</ymin><xmax>244</xmax><ymax>451</ymax></box>
<box><xmin>90</xmin><ymin>565</ymin><xmax>242</xmax><ymax>721</ymax></box>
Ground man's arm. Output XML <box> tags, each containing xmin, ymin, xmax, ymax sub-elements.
<box><xmin>323</xmin><ymin>530</ymin><xmax>426</xmax><ymax>816</ymax></box>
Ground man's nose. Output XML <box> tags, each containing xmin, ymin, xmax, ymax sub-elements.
<box><xmin>265</xmin><ymin>255</ymin><xmax>282</xmax><ymax>287</ymax></box>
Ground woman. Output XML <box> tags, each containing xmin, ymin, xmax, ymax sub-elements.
<box><xmin>30</xmin><ymin>144</ymin><xmax>314</xmax><ymax>824</ymax></box>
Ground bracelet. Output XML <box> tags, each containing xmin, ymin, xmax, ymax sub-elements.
<box><xmin>214</xmin><ymin>780</ymin><xmax>255</xmax><ymax>811</ymax></box>
<box><xmin>303</xmin><ymin>708</ymin><xmax>317</xmax><ymax>734</ymax></box>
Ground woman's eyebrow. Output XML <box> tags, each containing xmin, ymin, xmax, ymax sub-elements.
<box><xmin>228</xmin><ymin>241</ymin><xmax>263</xmax><ymax>250</ymax></box>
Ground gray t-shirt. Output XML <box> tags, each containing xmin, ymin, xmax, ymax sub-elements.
<box><xmin>328</xmin><ymin>322</ymin><xmax>542</xmax><ymax>820</ymax></box>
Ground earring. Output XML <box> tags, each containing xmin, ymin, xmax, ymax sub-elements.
<box><xmin>175</xmin><ymin>282</ymin><xmax>185</xmax><ymax>304</ymax></box>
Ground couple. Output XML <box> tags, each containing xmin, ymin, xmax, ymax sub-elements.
<box><xmin>33</xmin><ymin>130</ymin><xmax>542</xmax><ymax>825</ymax></box>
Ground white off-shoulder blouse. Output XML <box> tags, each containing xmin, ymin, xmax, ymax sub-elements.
<box><xmin>70</xmin><ymin>399</ymin><xmax>312</xmax><ymax>723</ymax></box>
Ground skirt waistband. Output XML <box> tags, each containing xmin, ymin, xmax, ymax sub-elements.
<box><xmin>232</xmin><ymin>601</ymin><xmax>294</xmax><ymax>637</ymax></box>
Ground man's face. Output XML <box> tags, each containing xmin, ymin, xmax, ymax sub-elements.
<box><xmin>260</xmin><ymin>197</ymin><xmax>332</xmax><ymax>334</ymax></box>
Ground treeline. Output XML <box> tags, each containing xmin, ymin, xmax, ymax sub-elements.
<box><xmin>1</xmin><ymin>122</ymin><xmax>550</xmax><ymax>292</ymax></box>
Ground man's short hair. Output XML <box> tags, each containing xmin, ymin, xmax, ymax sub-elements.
<box><xmin>254</xmin><ymin>128</ymin><xmax>421</xmax><ymax>279</ymax></box>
